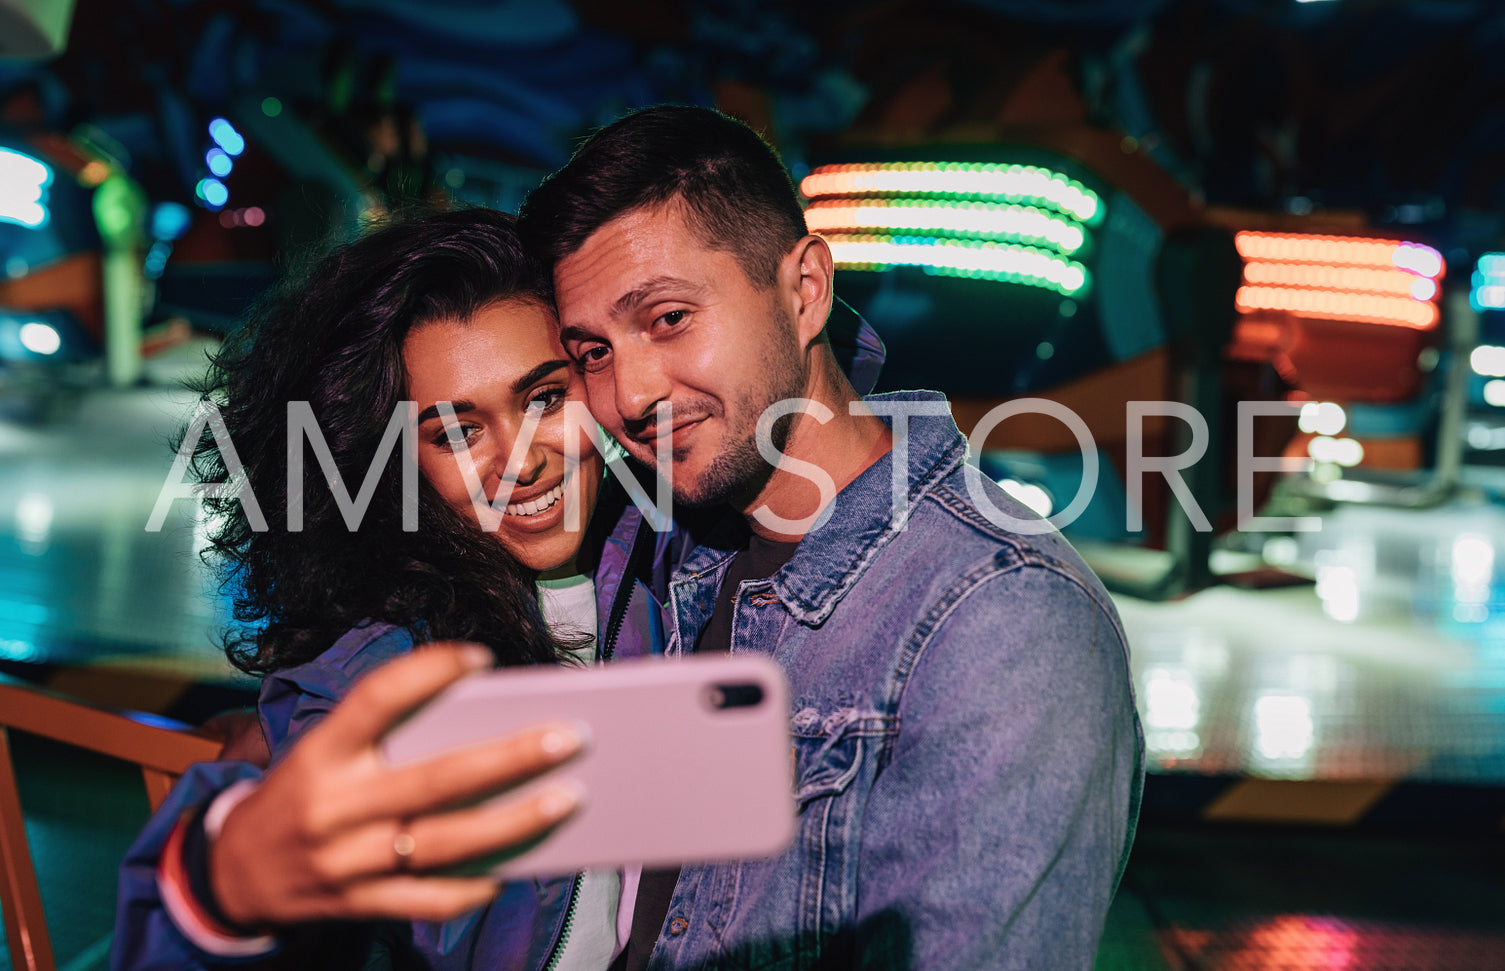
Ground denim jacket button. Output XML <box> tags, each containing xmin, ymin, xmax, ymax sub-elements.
<box><xmin>668</xmin><ymin>917</ymin><xmax>689</xmax><ymax>936</ymax></box>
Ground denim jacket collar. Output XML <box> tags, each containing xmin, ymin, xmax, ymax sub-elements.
<box><xmin>675</xmin><ymin>390</ymin><xmax>966</xmax><ymax>628</ymax></box>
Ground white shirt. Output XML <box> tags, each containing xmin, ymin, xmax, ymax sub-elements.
<box><xmin>536</xmin><ymin>574</ymin><xmax>637</xmax><ymax>969</ymax></box>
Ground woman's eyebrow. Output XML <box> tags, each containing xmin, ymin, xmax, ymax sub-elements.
<box><xmin>414</xmin><ymin>361</ymin><xmax>568</xmax><ymax>424</ymax></box>
<box><xmin>511</xmin><ymin>360</ymin><xmax>569</xmax><ymax>393</ymax></box>
<box><xmin>416</xmin><ymin>399</ymin><xmax>476</xmax><ymax>424</ymax></box>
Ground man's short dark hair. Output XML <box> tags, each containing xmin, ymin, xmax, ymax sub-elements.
<box><xmin>518</xmin><ymin>105</ymin><xmax>809</xmax><ymax>287</ymax></box>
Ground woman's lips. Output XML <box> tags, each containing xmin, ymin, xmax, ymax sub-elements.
<box><xmin>503</xmin><ymin>480</ymin><xmax>565</xmax><ymax>517</ymax></box>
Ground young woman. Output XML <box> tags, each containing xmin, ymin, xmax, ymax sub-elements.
<box><xmin>115</xmin><ymin>207</ymin><xmax>671</xmax><ymax>970</ymax></box>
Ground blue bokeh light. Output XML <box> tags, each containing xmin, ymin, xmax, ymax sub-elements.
<box><xmin>208</xmin><ymin>117</ymin><xmax>245</xmax><ymax>156</ymax></box>
<box><xmin>206</xmin><ymin>147</ymin><xmax>233</xmax><ymax>177</ymax></box>
<box><xmin>151</xmin><ymin>201</ymin><xmax>191</xmax><ymax>240</ymax></box>
<box><xmin>195</xmin><ymin>177</ymin><xmax>229</xmax><ymax>208</ymax></box>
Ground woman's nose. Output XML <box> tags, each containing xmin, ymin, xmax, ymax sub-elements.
<box><xmin>495</xmin><ymin>436</ymin><xmax>548</xmax><ymax>491</ymax></box>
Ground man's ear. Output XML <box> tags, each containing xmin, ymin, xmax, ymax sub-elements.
<box><xmin>786</xmin><ymin>234</ymin><xmax>836</xmax><ymax>348</ymax></box>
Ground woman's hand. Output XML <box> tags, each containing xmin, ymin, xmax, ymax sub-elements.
<box><xmin>209</xmin><ymin>642</ymin><xmax>585</xmax><ymax>927</ymax></box>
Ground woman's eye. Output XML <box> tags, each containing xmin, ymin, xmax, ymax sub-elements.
<box><xmin>529</xmin><ymin>387</ymin><xmax>568</xmax><ymax>413</ymax></box>
<box><xmin>432</xmin><ymin>425</ymin><xmax>478</xmax><ymax>448</ymax></box>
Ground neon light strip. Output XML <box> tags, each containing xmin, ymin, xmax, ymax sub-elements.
<box><xmin>824</xmin><ymin>233</ymin><xmax>1089</xmax><ymax>296</ymax></box>
<box><xmin>802</xmin><ymin>163</ymin><xmax>1100</xmax><ymax>223</ymax></box>
<box><xmin>805</xmin><ymin>199</ymin><xmax>1086</xmax><ymax>254</ymax></box>
<box><xmin>1476</xmin><ymin>285</ymin><xmax>1505</xmax><ymax>310</ymax></box>
<box><xmin>1235</xmin><ymin>231</ymin><xmax>1444</xmax><ymax>278</ymax></box>
<box><xmin>1244</xmin><ymin>261</ymin><xmax>1437</xmax><ymax>300</ymax></box>
<box><xmin>1236</xmin><ymin>285</ymin><xmax>1438</xmax><ymax>329</ymax></box>
<box><xmin>1478</xmin><ymin>253</ymin><xmax>1505</xmax><ymax>277</ymax></box>
<box><xmin>1472</xmin><ymin>253</ymin><xmax>1505</xmax><ymax>310</ymax></box>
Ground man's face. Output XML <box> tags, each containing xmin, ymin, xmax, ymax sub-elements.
<box><xmin>553</xmin><ymin>202</ymin><xmax>805</xmax><ymax>508</ymax></box>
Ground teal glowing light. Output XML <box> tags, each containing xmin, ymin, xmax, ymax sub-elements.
<box><xmin>806</xmin><ymin>199</ymin><xmax>1087</xmax><ymax>254</ymax></box>
<box><xmin>208</xmin><ymin>117</ymin><xmax>245</xmax><ymax>156</ymax></box>
<box><xmin>0</xmin><ymin>148</ymin><xmax>53</xmax><ymax>229</ymax></box>
<box><xmin>206</xmin><ymin>147</ymin><xmax>233</xmax><ymax>177</ymax></box>
<box><xmin>195</xmin><ymin>177</ymin><xmax>229</xmax><ymax>208</ymax></box>
<box><xmin>152</xmin><ymin>201</ymin><xmax>191</xmax><ymax>240</ymax></box>
<box><xmin>19</xmin><ymin>321</ymin><xmax>60</xmax><ymax>355</ymax></box>
<box><xmin>825</xmin><ymin>234</ymin><xmax>1090</xmax><ymax>297</ymax></box>
<box><xmin>1472</xmin><ymin>252</ymin><xmax>1505</xmax><ymax>311</ymax></box>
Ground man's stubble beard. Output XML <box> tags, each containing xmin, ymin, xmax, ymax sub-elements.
<box><xmin>669</xmin><ymin>309</ymin><xmax>807</xmax><ymax>510</ymax></box>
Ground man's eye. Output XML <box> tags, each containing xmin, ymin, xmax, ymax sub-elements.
<box><xmin>576</xmin><ymin>345</ymin><xmax>611</xmax><ymax>370</ymax></box>
<box><xmin>657</xmin><ymin>310</ymin><xmax>688</xmax><ymax>328</ymax></box>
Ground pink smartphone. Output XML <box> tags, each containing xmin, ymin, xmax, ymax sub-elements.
<box><xmin>381</xmin><ymin>654</ymin><xmax>795</xmax><ymax>878</ymax></box>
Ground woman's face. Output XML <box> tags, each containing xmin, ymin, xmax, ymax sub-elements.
<box><xmin>405</xmin><ymin>298</ymin><xmax>604</xmax><ymax>576</ymax></box>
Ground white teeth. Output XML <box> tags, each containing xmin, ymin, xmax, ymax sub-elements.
<box><xmin>504</xmin><ymin>482</ymin><xmax>565</xmax><ymax>517</ymax></box>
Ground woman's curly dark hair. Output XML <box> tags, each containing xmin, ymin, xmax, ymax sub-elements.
<box><xmin>186</xmin><ymin>206</ymin><xmax>570</xmax><ymax>675</ymax></box>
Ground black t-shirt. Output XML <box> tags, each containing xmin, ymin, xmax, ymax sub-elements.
<box><xmin>691</xmin><ymin>533</ymin><xmax>802</xmax><ymax>657</ymax></box>
<box><xmin>611</xmin><ymin>533</ymin><xmax>801</xmax><ymax>971</ymax></box>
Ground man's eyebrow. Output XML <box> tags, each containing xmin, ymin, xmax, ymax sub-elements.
<box><xmin>558</xmin><ymin>324</ymin><xmax>595</xmax><ymax>346</ymax></box>
<box><xmin>417</xmin><ymin>399</ymin><xmax>475</xmax><ymax>425</ymax></box>
<box><xmin>610</xmin><ymin>275</ymin><xmax>708</xmax><ymax>317</ymax></box>
<box><xmin>557</xmin><ymin>277</ymin><xmax>707</xmax><ymax>347</ymax></box>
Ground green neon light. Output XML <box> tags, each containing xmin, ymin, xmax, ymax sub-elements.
<box><xmin>825</xmin><ymin>234</ymin><xmax>1090</xmax><ymax>296</ymax></box>
<box><xmin>807</xmin><ymin>199</ymin><xmax>1086</xmax><ymax>254</ymax></box>
<box><xmin>802</xmin><ymin>162</ymin><xmax>1102</xmax><ymax>225</ymax></box>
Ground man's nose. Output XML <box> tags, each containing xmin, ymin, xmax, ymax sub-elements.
<box><xmin>612</xmin><ymin>345</ymin><xmax>673</xmax><ymax>424</ymax></box>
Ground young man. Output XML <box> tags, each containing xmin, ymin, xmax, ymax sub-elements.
<box><xmin>516</xmin><ymin>105</ymin><xmax>1144</xmax><ymax>969</ymax></box>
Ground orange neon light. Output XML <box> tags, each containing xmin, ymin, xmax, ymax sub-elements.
<box><xmin>1242</xmin><ymin>262</ymin><xmax>1433</xmax><ymax>298</ymax></box>
<box><xmin>1235</xmin><ymin>285</ymin><xmax>1439</xmax><ymax>329</ymax></box>
<box><xmin>1234</xmin><ymin>231</ymin><xmax>1444</xmax><ymax>279</ymax></box>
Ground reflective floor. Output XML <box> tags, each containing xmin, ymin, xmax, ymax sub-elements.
<box><xmin>1</xmin><ymin>341</ymin><xmax>1503</xmax><ymax>968</ymax></box>
<box><xmin>0</xmin><ymin>342</ymin><xmax>246</xmax><ymax>695</ymax></box>
<box><xmin>1119</xmin><ymin>499</ymin><xmax>1505</xmax><ymax>789</ymax></box>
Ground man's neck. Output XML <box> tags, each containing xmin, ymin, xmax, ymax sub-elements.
<box><xmin>739</xmin><ymin>362</ymin><xmax>892</xmax><ymax>543</ymax></box>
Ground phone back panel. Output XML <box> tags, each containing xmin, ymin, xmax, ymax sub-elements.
<box><xmin>382</xmin><ymin>654</ymin><xmax>795</xmax><ymax>878</ymax></box>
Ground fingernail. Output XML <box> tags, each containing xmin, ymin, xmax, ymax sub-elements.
<box><xmin>538</xmin><ymin>780</ymin><xmax>585</xmax><ymax>819</ymax></box>
<box><xmin>539</xmin><ymin>721</ymin><xmax>590</xmax><ymax>756</ymax></box>
<box><xmin>457</xmin><ymin>643</ymin><xmax>493</xmax><ymax>670</ymax></box>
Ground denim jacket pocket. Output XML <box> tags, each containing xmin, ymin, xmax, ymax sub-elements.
<box><xmin>792</xmin><ymin>706</ymin><xmax>874</xmax><ymax>804</ymax></box>
<box><xmin>701</xmin><ymin>706</ymin><xmax>895</xmax><ymax>969</ymax></box>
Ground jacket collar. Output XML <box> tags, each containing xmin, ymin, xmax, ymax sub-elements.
<box><xmin>674</xmin><ymin>391</ymin><xmax>967</xmax><ymax>627</ymax></box>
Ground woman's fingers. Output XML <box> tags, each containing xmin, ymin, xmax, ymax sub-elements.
<box><xmin>209</xmin><ymin>645</ymin><xmax>594</xmax><ymax>927</ymax></box>
<box><xmin>334</xmin><ymin>875</ymin><xmax>507</xmax><ymax>924</ymax></box>
<box><xmin>310</xmin><ymin>642</ymin><xmax>493</xmax><ymax>756</ymax></box>
<box><xmin>315</xmin><ymin>778</ymin><xmax>584</xmax><ymax>881</ymax></box>
<box><xmin>304</xmin><ymin>721</ymin><xmax>586</xmax><ymax>835</ymax></box>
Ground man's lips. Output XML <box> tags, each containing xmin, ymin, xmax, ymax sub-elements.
<box><xmin>631</xmin><ymin>418</ymin><xmax>705</xmax><ymax>454</ymax></box>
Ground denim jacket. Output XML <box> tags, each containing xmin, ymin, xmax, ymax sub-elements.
<box><xmin>645</xmin><ymin>392</ymin><xmax>1144</xmax><ymax>970</ymax></box>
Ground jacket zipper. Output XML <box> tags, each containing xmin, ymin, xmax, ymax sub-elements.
<box><xmin>542</xmin><ymin>520</ymin><xmax>653</xmax><ymax>967</ymax></box>
<box><xmin>599</xmin><ymin>518</ymin><xmax>656</xmax><ymax>662</ymax></box>
<box><xmin>541</xmin><ymin>873</ymin><xmax>582</xmax><ymax>971</ymax></box>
